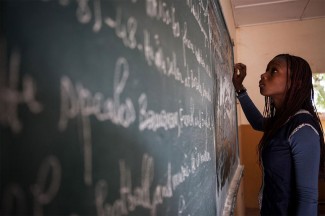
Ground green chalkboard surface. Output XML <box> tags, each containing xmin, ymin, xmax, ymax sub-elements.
<box><xmin>0</xmin><ymin>0</ymin><xmax>238</xmax><ymax>215</ymax></box>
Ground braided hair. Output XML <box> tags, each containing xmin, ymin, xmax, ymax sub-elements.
<box><xmin>258</xmin><ymin>54</ymin><xmax>325</xmax><ymax>175</ymax></box>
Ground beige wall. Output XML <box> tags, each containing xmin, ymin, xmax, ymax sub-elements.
<box><xmin>236</xmin><ymin>18</ymin><xmax>325</xmax><ymax>125</ymax></box>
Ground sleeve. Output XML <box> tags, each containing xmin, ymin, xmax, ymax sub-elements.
<box><xmin>289</xmin><ymin>125</ymin><xmax>320</xmax><ymax>216</ymax></box>
<box><xmin>237</xmin><ymin>92</ymin><xmax>264</xmax><ymax>131</ymax></box>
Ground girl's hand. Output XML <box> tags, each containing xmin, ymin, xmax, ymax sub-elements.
<box><xmin>233</xmin><ymin>63</ymin><xmax>247</xmax><ymax>91</ymax></box>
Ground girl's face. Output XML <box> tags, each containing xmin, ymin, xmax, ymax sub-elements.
<box><xmin>259</xmin><ymin>57</ymin><xmax>290</xmax><ymax>108</ymax></box>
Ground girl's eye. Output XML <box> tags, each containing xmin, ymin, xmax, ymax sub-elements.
<box><xmin>271</xmin><ymin>69</ymin><xmax>278</xmax><ymax>74</ymax></box>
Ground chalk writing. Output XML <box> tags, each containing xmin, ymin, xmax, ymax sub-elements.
<box><xmin>93</xmin><ymin>0</ymin><xmax>102</xmax><ymax>32</ymax></box>
<box><xmin>95</xmin><ymin>152</ymin><xmax>211</xmax><ymax>216</ymax></box>
<box><xmin>182</xmin><ymin>22</ymin><xmax>211</xmax><ymax>78</ymax></box>
<box><xmin>95</xmin><ymin>154</ymin><xmax>172</xmax><ymax>216</ymax></box>
<box><xmin>58</xmin><ymin>57</ymin><xmax>136</xmax><ymax>185</ymax></box>
<box><xmin>215</xmin><ymin>74</ymin><xmax>237</xmax><ymax>196</ymax></box>
<box><xmin>105</xmin><ymin>8</ymin><xmax>138</xmax><ymax>49</ymax></box>
<box><xmin>76</xmin><ymin>0</ymin><xmax>92</xmax><ymax>24</ymax></box>
<box><xmin>1</xmin><ymin>184</ymin><xmax>26</xmax><ymax>215</ymax></box>
<box><xmin>217</xmin><ymin>76</ymin><xmax>235</xmax><ymax>143</ymax></box>
<box><xmin>178</xmin><ymin>195</ymin><xmax>186</xmax><ymax>216</ymax></box>
<box><xmin>139</xmin><ymin>93</ymin><xmax>213</xmax><ymax>136</ymax></box>
<box><xmin>58</xmin><ymin>57</ymin><xmax>136</xmax><ymax>130</ymax></box>
<box><xmin>31</xmin><ymin>156</ymin><xmax>61</xmax><ymax>216</ymax></box>
<box><xmin>76</xmin><ymin>0</ymin><xmax>140</xmax><ymax>33</ymax></box>
<box><xmin>52</xmin><ymin>0</ymin><xmax>215</xmax><ymax>104</ymax></box>
<box><xmin>103</xmin><ymin>7</ymin><xmax>213</xmax><ymax>102</ymax></box>
<box><xmin>187</xmin><ymin>66</ymin><xmax>212</xmax><ymax>102</ymax></box>
<box><xmin>143</xmin><ymin>30</ymin><xmax>212</xmax><ymax>102</ymax></box>
<box><xmin>145</xmin><ymin>0</ymin><xmax>180</xmax><ymax>38</ymax></box>
<box><xmin>172</xmin><ymin>149</ymin><xmax>211</xmax><ymax>190</ymax></box>
<box><xmin>0</xmin><ymin>47</ymin><xmax>43</xmax><ymax>133</ymax></box>
<box><xmin>58</xmin><ymin>52</ymin><xmax>213</xmax><ymax>187</ymax></box>
<box><xmin>58</xmin><ymin>0</ymin><xmax>70</xmax><ymax>6</ymax></box>
<box><xmin>143</xmin><ymin>30</ymin><xmax>183</xmax><ymax>81</ymax></box>
<box><xmin>186</xmin><ymin>0</ymin><xmax>209</xmax><ymax>45</ymax></box>
<box><xmin>2</xmin><ymin>155</ymin><xmax>61</xmax><ymax>216</ymax></box>
<box><xmin>138</xmin><ymin>93</ymin><xmax>179</xmax><ymax>132</ymax></box>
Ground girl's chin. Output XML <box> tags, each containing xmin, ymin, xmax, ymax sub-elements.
<box><xmin>260</xmin><ymin>90</ymin><xmax>267</xmax><ymax>96</ymax></box>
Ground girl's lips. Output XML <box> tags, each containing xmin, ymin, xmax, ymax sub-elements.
<box><xmin>259</xmin><ymin>81</ymin><xmax>265</xmax><ymax>87</ymax></box>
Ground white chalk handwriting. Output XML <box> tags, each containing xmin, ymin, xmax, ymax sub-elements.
<box><xmin>182</xmin><ymin>22</ymin><xmax>211</xmax><ymax>78</ymax></box>
<box><xmin>1</xmin><ymin>184</ymin><xmax>26</xmax><ymax>215</ymax></box>
<box><xmin>95</xmin><ymin>154</ymin><xmax>172</xmax><ymax>216</ymax></box>
<box><xmin>138</xmin><ymin>93</ymin><xmax>214</xmax><ymax>137</ymax></box>
<box><xmin>186</xmin><ymin>0</ymin><xmax>209</xmax><ymax>45</ymax></box>
<box><xmin>1</xmin><ymin>155</ymin><xmax>61</xmax><ymax>216</ymax></box>
<box><xmin>143</xmin><ymin>30</ymin><xmax>212</xmax><ymax>102</ymax></box>
<box><xmin>172</xmin><ymin>149</ymin><xmax>211</xmax><ymax>190</ymax></box>
<box><xmin>106</xmin><ymin>11</ymin><xmax>213</xmax><ymax>102</ymax></box>
<box><xmin>95</xmin><ymin>152</ymin><xmax>211</xmax><ymax>216</ymax></box>
<box><xmin>0</xmin><ymin>47</ymin><xmax>43</xmax><ymax>133</ymax></box>
<box><xmin>76</xmin><ymin>0</ymin><xmax>92</xmax><ymax>24</ymax></box>
<box><xmin>105</xmin><ymin>8</ymin><xmax>138</xmax><ymax>49</ymax></box>
<box><xmin>44</xmin><ymin>0</ymin><xmax>215</xmax><ymax>104</ymax></box>
<box><xmin>31</xmin><ymin>156</ymin><xmax>62</xmax><ymax>216</ymax></box>
<box><xmin>58</xmin><ymin>57</ymin><xmax>136</xmax><ymax>185</ymax></box>
<box><xmin>145</xmin><ymin>0</ymin><xmax>180</xmax><ymax>38</ymax></box>
<box><xmin>58</xmin><ymin>57</ymin><xmax>136</xmax><ymax>131</ymax></box>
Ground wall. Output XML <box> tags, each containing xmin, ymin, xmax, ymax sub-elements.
<box><xmin>235</xmin><ymin>18</ymin><xmax>325</xmax><ymax>209</ymax></box>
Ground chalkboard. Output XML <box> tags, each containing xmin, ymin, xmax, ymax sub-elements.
<box><xmin>0</xmin><ymin>0</ymin><xmax>239</xmax><ymax>215</ymax></box>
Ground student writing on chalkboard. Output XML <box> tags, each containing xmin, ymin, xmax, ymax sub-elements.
<box><xmin>233</xmin><ymin>54</ymin><xmax>325</xmax><ymax>215</ymax></box>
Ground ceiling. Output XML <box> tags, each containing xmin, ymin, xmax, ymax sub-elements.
<box><xmin>230</xmin><ymin>0</ymin><xmax>325</xmax><ymax>27</ymax></box>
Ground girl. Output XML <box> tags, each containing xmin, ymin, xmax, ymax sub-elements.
<box><xmin>233</xmin><ymin>54</ymin><xmax>325</xmax><ymax>215</ymax></box>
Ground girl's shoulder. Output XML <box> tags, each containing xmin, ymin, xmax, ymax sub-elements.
<box><xmin>287</xmin><ymin>109</ymin><xmax>319</xmax><ymax>139</ymax></box>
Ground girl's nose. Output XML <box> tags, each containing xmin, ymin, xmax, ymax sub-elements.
<box><xmin>261</xmin><ymin>73</ymin><xmax>267</xmax><ymax>80</ymax></box>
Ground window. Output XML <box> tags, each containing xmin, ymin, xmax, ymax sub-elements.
<box><xmin>312</xmin><ymin>73</ymin><xmax>325</xmax><ymax>119</ymax></box>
